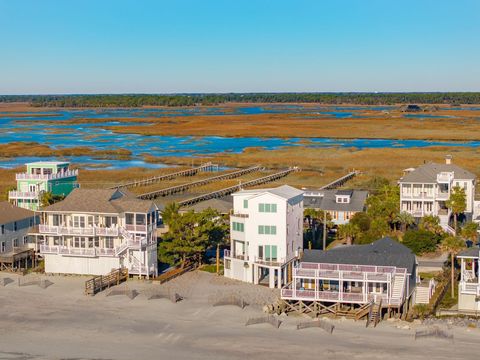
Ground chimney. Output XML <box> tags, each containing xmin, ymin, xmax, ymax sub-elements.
<box><xmin>445</xmin><ymin>155</ymin><xmax>452</xmax><ymax>165</ymax></box>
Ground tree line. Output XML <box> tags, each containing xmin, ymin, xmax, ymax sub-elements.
<box><xmin>2</xmin><ymin>92</ymin><xmax>480</xmax><ymax>107</ymax></box>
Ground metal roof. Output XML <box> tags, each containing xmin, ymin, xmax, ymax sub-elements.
<box><xmin>400</xmin><ymin>162</ymin><xmax>475</xmax><ymax>183</ymax></box>
<box><xmin>302</xmin><ymin>237</ymin><xmax>416</xmax><ymax>274</ymax></box>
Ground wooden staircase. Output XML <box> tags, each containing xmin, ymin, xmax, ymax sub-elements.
<box><xmin>366</xmin><ymin>298</ymin><xmax>382</xmax><ymax>328</ymax></box>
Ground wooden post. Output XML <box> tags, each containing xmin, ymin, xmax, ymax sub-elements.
<box><xmin>216</xmin><ymin>244</ymin><xmax>220</xmax><ymax>275</ymax></box>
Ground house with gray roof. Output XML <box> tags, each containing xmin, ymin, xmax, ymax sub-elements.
<box><xmin>281</xmin><ymin>237</ymin><xmax>421</xmax><ymax>316</ymax></box>
<box><xmin>303</xmin><ymin>188</ymin><xmax>368</xmax><ymax>225</ymax></box>
<box><xmin>0</xmin><ymin>202</ymin><xmax>38</xmax><ymax>271</ymax></box>
<box><xmin>399</xmin><ymin>155</ymin><xmax>476</xmax><ymax>234</ymax></box>
<box><xmin>32</xmin><ymin>188</ymin><xmax>158</xmax><ymax>277</ymax></box>
<box><xmin>457</xmin><ymin>247</ymin><xmax>480</xmax><ymax>312</ymax></box>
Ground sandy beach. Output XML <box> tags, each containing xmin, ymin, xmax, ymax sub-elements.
<box><xmin>0</xmin><ymin>271</ymin><xmax>478</xmax><ymax>360</ymax></box>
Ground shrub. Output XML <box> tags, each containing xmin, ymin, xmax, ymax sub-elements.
<box><xmin>402</xmin><ymin>229</ymin><xmax>438</xmax><ymax>255</ymax></box>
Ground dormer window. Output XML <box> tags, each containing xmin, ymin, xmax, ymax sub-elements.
<box><xmin>335</xmin><ymin>195</ymin><xmax>350</xmax><ymax>204</ymax></box>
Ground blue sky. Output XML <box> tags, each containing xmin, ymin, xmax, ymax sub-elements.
<box><xmin>0</xmin><ymin>0</ymin><xmax>479</xmax><ymax>94</ymax></box>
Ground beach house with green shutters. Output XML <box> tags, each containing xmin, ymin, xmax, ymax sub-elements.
<box><xmin>8</xmin><ymin>161</ymin><xmax>79</xmax><ymax>211</ymax></box>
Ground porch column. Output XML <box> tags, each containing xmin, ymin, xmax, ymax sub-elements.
<box><xmin>460</xmin><ymin>258</ymin><xmax>465</xmax><ymax>281</ymax></box>
<box><xmin>253</xmin><ymin>265</ymin><xmax>259</xmax><ymax>285</ymax></box>
<box><xmin>277</xmin><ymin>268</ymin><xmax>282</xmax><ymax>289</ymax></box>
<box><xmin>363</xmin><ymin>273</ymin><xmax>367</xmax><ymax>303</ymax></box>
<box><xmin>269</xmin><ymin>268</ymin><xmax>275</xmax><ymax>288</ymax></box>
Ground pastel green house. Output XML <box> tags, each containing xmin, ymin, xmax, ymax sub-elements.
<box><xmin>8</xmin><ymin>161</ymin><xmax>79</xmax><ymax>211</ymax></box>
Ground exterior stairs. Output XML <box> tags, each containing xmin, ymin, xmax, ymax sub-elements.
<box><xmin>391</xmin><ymin>274</ymin><xmax>406</xmax><ymax>303</ymax></box>
<box><xmin>415</xmin><ymin>287</ymin><xmax>430</xmax><ymax>304</ymax></box>
<box><xmin>366</xmin><ymin>299</ymin><xmax>382</xmax><ymax>328</ymax></box>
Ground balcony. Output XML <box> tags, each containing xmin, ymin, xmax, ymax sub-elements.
<box><xmin>436</xmin><ymin>191</ymin><xmax>449</xmax><ymax>200</ymax></box>
<box><xmin>38</xmin><ymin>225</ymin><xmax>119</xmax><ymax>237</ymax></box>
<box><xmin>8</xmin><ymin>191</ymin><xmax>40</xmax><ymax>200</ymax></box>
<box><xmin>223</xmin><ymin>249</ymin><xmax>248</xmax><ymax>261</ymax></box>
<box><xmin>125</xmin><ymin>224</ymin><xmax>147</xmax><ymax>232</ymax></box>
<box><xmin>16</xmin><ymin>169</ymin><xmax>78</xmax><ymax>181</ymax></box>
<box><xmin>231</xmin><ymin>213</ymin><xmax>249</xmax><ymax>219</ymax></box>
<box><xmin>40</xmin><ymin>245</ymin><xmax>117</xmax><ymax>257</ymax></box>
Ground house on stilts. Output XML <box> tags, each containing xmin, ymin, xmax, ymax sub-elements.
<box><xmin>281</xmin><ymin>237</ymin><xmax>420</xmax><ymax>322</ymax></box>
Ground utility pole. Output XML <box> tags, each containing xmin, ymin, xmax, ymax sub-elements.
<box><xmin>323</xmin><ymin>211</ymin><xmax>327</xmax><ymax>250</ymax></box>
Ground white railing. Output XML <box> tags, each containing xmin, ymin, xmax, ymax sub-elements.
<box><xmin>460</xmin><ymin>281</ymin><xmax>480</xmax><ymax>295</ymax></box>
<box><xmin>39</xmin><ymin>225</ymin><xmax>119</xmax><ymax>237</ymax></box>
<box><xmin>16</xmin><ymin>169</ymin><xmax>78</xmax><ymax>181</ymax></box>
<box><xmin>8</xmin><ymin>190</ymin><xmax>39</xmax><ymax>199</ymax></box>
<box><xmin>59</xmin><ymin>247</ymin><xmax>96</xmax><ymax>257</ymax></box>
<box><xmin>436</xmin><ymin>191</ymin><xmax>450</xmax><ymax>200</ymax></box>
<box><xmin>442</xmin><ymin>224</ymin><xmax>456</xmax><ymax>235</ymax></box>
<box><xmin>281</xmin><ymin>287</ymin><xmax>370</xmax><ymax>304</ymax></box>
<box><xmin>40</xmin><ymin>245</ymin><xmax>116</xmax><ymax>257</ymax></box>
<box><xmin>39</xmin><ymin>245</ymin><xmax>59</xmax><ymax>254</ymax></box>
<box><xmin>125</xmin><ymin>224</ymin><xmax>147</xmax><ymax>232</ymax></box>
<box><xmin>300</xmin><ymin>262</ymin><xmax>403</xmax><ymax>275</ymax></box>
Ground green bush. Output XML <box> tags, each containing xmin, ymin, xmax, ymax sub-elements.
<box><xmin>402</xmin><ymin>229</ymin><xmax>438</xmax><ymax>255</ymax></box>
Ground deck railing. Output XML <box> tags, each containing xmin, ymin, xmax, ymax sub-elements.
<box><xmin>16</xmin><ymin>169</ymin><xmax>78</xmax><ymax>181</ymax></box>
<box><xmin>8</xmin><ymin>190</ymin><xmax>39</xmax><ymax>199</ymax></box>
<box><xmin>39</xmin><ymin>225</ymin><xmax>120</xmax><ymax>237</ymax></box>
<box><xmin>460</xmin><ymin>281</ymin><xmax>480</xmax><ymax>295</ymax></box>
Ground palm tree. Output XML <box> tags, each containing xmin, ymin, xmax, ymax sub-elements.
<box><xmin>419</xmin><ymin>215</ymin><xmax>443</xmax><ymax>235</ymax></box>
<box><xmin>461</xmin><ymin>222</ymin><xmax>479</xmax><ymax>245</ymax></box>
<box><xmin>440</xmin><ymin>235</ymin><xmax>465</xmax><ymax>298</ymax></box>
<box><xmin>446</xmin><ymin>185</ymin><xmax>466</xmax><ymax>234</ymax></box>
<box><xmin>395</xmin><ymin>211</ymin><xmax>415</xmax><ymax>233</ymax></box>
<box><xmin>337</xmin><ymin>223</ymin><xmax>359</xmax><ymax>246</ymax></box>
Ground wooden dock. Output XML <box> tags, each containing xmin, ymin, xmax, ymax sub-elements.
<box><xmin>110</xmin><ymin>162</ymin><xmax>216</xmax><ymax>189</ymax></box>
<box><xmin>319</xmin><ymin>170</ymin><xmax>359</xmax><ymax>190</ymax></box>
<box><xmin>137</xmin><ymin>165</ymin><xmax>262</xmax><ymax>200</ymax></box>
<box><xmin>178</xmin><ymin>167</ymin><xmax>298</xmax><ymax>207</ymax></box>
<box><xmin>84</xmin><ymin>268</ymin><xmax>128</xmax><ymax>296</ymax></box>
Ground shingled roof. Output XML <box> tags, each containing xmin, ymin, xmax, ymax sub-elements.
<box><xmin>400</xmin><ymin>162</ymin><xmax>475</xmax><ymax>183</ymax></box>
<box><xmin>0</xmin><ymin>202</ymin><xmax>35</xmax><ymax>225</ymax></box>
<box><xmin>302</xmin><ymin>237</ymin><xmax>416</xmax><ymax>274</ymax></box>
<box><xmin>44</xmin><ymin>188</ymin><xmax>155</xmax><ymax>214</ymax></box>
<box><xmin>304</xmin><ymin>189</ymin><xmax>368</xmax><ymax>212</ymax></box>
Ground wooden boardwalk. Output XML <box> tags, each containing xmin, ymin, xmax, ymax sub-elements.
<box><xmin>319</xmin><ymin>170</ymin><xmax>359</xmax><ymax>190</ymax></box>
<box><xmin>179</xmin><ymin>167</ymin><xmax>298</xmax><ymax>207</ymax></box>
<box><xmin>137</xmin><ymin>165</ymin><xmax>262</xmax><ymax>200</ymax></box>
<box><xmin>84</xmin><ymin>268</ymin><xmax>128</xmax><ymax>296</ymax></box>
<box><xmin>110</xmin><ymin>162</ymin><xmax>216</xmax><ymax>189</ymax></box>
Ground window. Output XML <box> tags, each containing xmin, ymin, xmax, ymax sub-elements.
<box><xmin>14</xmin><ymin>222</ymin><xmax>17</xmax><ymax>231</ymax></box>
<box><xmin>243</xmin><ymin>199</ymin><xmax>248</xmax><ymax>209</ymax></box>
<box><xmin>73</xmin><ymin>216</ymin><xmax>85</xmax><ymax>228</ymax></box>
<box><xmin>105</xmin><ymin>238</ymin><xmax>114</xmax><ymax>248</ymax></box>
<box><xmin>0</xmin><ymin>242</ymin><xmax>5</xmax><ymax>252</ymax></box>
<box><xmin>105</xmin><ymin>216</ymin><xmax>117</xmax><ymax>227</ymax></box>
<box><xmin>225</xmin><ymin>259</ymin><xmax>231</xmax><ymax>270</ymax></box>
<box><xmin>13</xmin><ymin>238</ymin><xmax>18</xmax><ymax>247</ymax></box>
<box><xmin>1</xmin><ymin>225</ymin><xmax>4</xmax><ymax>235</ymax></box>
<box><xmin>259</xmin><ymin>203</ymin><xmax>277</xmax><ymax>213</ymax></box>
<box><xmin>262</xmin><ymin>245</ymin><xmax>278</xmax><ymax>261</ymax></box>
<box><xmin>136</xmin><ymin>214</ymin><xmax>146</xmax><ymax>225</ymax></box>
<box><xmin>126</xmin><ymin>213</ymin><xmax>134</xmax><ymax>225</ymax></box>
<box><xmin>232</xmin><ymin>222</ymin><xmax>244</xmax><ymax>232</ymax></box>
<box><xmin>23</xmin><ymin>236</ymin><xmax>28</xmax><ymax>245</ymax></box>
<box><xmin>87</xmin><ymin>216</ymin><xmax>94</xmax><ymax>227</ymax></box>
<box><xmin>258</xmin><ymin>225</ymin><xmax>276</xmax><ymax>235</ymax></box>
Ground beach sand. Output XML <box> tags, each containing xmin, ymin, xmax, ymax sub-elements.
<box><xmin>0</xmin><ymin>271</ymin><xmax>478</xmax><ymax>360</ymax></box>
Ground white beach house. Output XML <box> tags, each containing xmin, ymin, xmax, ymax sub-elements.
<box><xmin>223</xmin><ymin>185</ymin><xmax>304</xmax><ymax>289</ymax></box>
<box><xmin>32</xmin><ymin>188</ymin><xmax>158</xmax><ymax>277</ymax></box>
<box><xmin>399</xmin><ymin>155</ymin><xmax>476</xmax><ymax>233</ymax></box>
